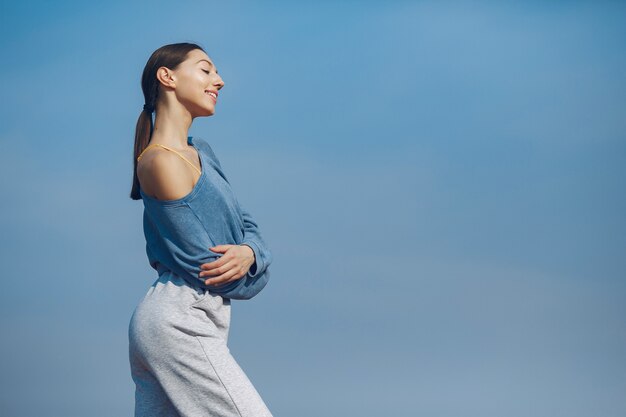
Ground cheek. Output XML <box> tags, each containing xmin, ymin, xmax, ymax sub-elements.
<box><xmin>178</xmin><ymin>69</ymin><xmax>204</xmax><ymax>88</ymax></box>
<box><xmin>179</xmin><ymin>76</ymin><xmax>205</xmax><ymax>97</ymax></box>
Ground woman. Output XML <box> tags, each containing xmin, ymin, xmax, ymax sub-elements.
<box><xmin>128</xmin><ymin>42</ymin><xmax>274</xmax><ymax>416</ymax></box>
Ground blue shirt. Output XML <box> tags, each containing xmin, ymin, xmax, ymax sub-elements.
<box><xmin>139</xmin><ymin>136</ymin><xmax>272</xmax><ymax>300</ymax></box>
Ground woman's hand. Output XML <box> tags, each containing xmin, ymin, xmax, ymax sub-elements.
<box><xmin>199</xmin><ymin>244</ymin><xmax>255</xmax><ymax>287</ymax></box>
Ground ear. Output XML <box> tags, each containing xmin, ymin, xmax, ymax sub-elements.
<box><xmin>156</xmin><ymin>66</ymin><xmax>176</xmax><ymax>89</ymax></box>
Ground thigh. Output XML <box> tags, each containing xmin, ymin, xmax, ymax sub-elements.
<box><xmin>130</xmin><ymin>357</ymin><xmax>180</xmax><ymax>417</ymax></box>
<box><xmin>193</xmin><ymin>335</ymin><xmax>273</xmax><ymax>417</ymax></box>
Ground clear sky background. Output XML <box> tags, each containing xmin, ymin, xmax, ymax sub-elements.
<box><xmin>1</xmin><ymin>1</ymin><xmax>625</xmax><ymax>416</ymax></box>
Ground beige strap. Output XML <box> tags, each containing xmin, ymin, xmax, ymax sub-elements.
<box><xmin>137</xmin><ymin>143</ymin><xmax>201</xmax><ymax>175</ymax></box>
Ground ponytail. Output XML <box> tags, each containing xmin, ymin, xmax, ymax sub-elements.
<box><xmin>129</xmin><ymin>42</ymin><xmax>205</xmax><ymax>200</ymax></box>
<box><xmin>129</xmin><ymin>106</ymin><xmax>154</xmax><ymax>200</ymax></box>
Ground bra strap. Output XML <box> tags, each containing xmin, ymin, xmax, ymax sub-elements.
<box><xmin>137</xmin><ymin>143</ymin><xmax>201</xmax><ymax>175</ymax></box>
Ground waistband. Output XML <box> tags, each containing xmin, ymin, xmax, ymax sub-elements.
<box><xmin>154</xmin><ymin>262</ymin><xmax>204</xmax><ymax>292</ymax></box>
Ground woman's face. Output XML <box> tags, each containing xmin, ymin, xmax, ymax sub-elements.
<box><xmin>168</xmin><ymin>49</ymin><xmax>225</xmax><ymax>118</ymax></box>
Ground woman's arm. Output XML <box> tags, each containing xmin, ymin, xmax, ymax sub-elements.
<box><xmin>146</xmin><ymin>204</ymin><xmax>270</xmax><ymax>300</ymax></box>
<box><xmin>239</xmin><ymin>205</ymin><xmax>273</xmax><ymax>277</ymax></box>
<box><xmin>197</xmin><ymin>205</ymin><xmax>273</xmax><ymax>291</ymax></box>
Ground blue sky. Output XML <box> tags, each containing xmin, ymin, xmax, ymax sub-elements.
<box><xmin>1</xmin><ymin>1</ymin><xmax>625</xmax><ymax>416</ymax></box>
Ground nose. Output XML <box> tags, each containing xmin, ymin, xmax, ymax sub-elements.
<box><xmin>215</xmin><ymin>74</ymin><xmax>225</xmax><ymax>90</ymax></box>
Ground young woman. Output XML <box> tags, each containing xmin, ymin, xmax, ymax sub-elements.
<box><xmin>128</xmin><ymin>42</ymin><xmax>274</xmax><ymax>416</ymax></box>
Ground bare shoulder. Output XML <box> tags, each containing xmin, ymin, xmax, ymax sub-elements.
<box><xmin>137</xmin><ymin>149</ymin><xmax>195</xmax><ymax>201</ymax></box>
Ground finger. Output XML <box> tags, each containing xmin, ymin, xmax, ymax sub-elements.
<box><xmin>200</xmin><ymin>251</ymin><xmax>237</xmax><ymax>271</ymax></box>
<box><xmin>200</xmin><ymin>258</ymin><xmax>237</xmax><ymax>278</ymax></box>
<box><xmin>205</xmin><ymin>268</ymin><xmax>242</xmax><ymax>286</ymax></box>
<box><xmin>209</xmin><ymin>244</ymin><xmax>233</xmax><ymax>253</ymax></box>
<box><xmin>205</xmin><ymin>273</ymin><xmax>237</xmax><ymax>288</ymax></box>
<box><xmin>201</xmin><ymin>258</ymin><xmax>236</xmax><ymax>279</ymax></box>
<box><xmin>200</xmin><ymin>258</ymin><xmax>222</xmax><ymax>271</ymax></box>
<box><xmin>211</xmin><ymin>272</ymin><xmax>244</xmax><ymax>288</ymax></box>
<box><xmin>200</xmin><ymin>255</ymin><xmax>228</xmax><ymax>272</ymax></box>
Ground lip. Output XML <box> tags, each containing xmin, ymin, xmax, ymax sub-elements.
<box><xmin>205</xmin><ymin>90</ymin><xmax>218</xmax><ymax>104</ymax></box>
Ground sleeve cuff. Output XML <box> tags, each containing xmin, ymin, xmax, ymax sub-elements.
<box><xmin>241</xmin><ymin>240</ymin><xmax>264</xmax><ymax>278</ymax></box>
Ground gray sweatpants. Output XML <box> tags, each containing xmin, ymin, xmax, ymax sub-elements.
<box><xmin>128</xmin><ymin>272</ymin><xmax>273</xmax><ymax>417</ymax></box>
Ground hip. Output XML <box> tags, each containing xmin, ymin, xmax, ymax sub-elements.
<box><xmin>129</xmin><ymin>271</ymin><xmax>232</xmax><ymax>347</ymax></box>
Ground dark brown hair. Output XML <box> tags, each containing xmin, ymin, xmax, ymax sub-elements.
<box><xmin>129</xmin><ymin>42</ymin><xmax>206</xmax><ymax>200</ymax></box>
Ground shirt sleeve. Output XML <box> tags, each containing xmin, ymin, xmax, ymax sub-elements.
<box><xmin>201</xmin><ymin>139</ymin><xmax>273</xmax><ymax>278</ymax></box>
<box><xmin>145</xmin><ymin>203</ymin><xmax>270</xmax><ymax>300</ymax></box>
<box><xmin>239</xmin><ymin>205</ymin><xmax>273</xmax><ymax>278</ymax></box>
<box><xmin>195</xmin><ymin>138</ymin><xmax>273</xmax><ymax>290</ymax></box>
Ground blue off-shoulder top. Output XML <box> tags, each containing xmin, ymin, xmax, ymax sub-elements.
<box><xmin>139</xmin><ymin>136</ymin><xmax>272</xmax><ymax>300</ymax></box>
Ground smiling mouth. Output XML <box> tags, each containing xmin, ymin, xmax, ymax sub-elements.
<box><xmin>205</xmin><ymin>91</ymin><xmax>218</xmax><ymax>103</ymax></box>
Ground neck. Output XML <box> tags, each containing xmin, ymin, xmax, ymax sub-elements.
<box><xmin>150</xmin><ymin>101</ymin><xmax>194</xmax><ymax>148</ymax></box>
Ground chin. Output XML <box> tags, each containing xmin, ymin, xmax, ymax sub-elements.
<box><xmin>196</xmin><ymin>107</ymin><xmax>215</xmax><ymax>117</ymax></box>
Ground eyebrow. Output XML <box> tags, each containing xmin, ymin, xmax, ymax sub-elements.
<box><xmin>196</xmin><ymin>59</ymin><xmax>214</xmax><ymax>68</ymax></box>
<box><xmin>196</xmin><ymin>59</ymin><xmax>218</xmax><ymax>74</ymax></box>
